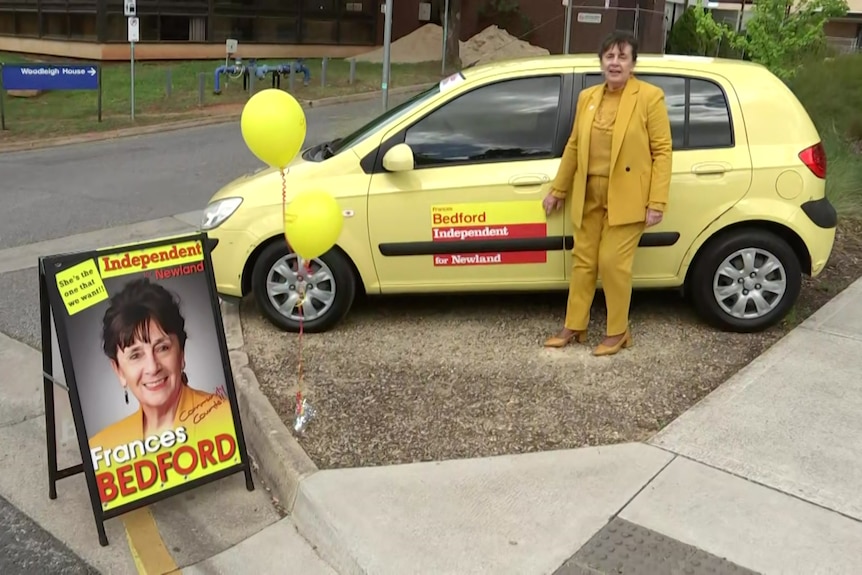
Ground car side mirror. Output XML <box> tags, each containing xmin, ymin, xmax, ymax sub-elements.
<box><xmin>382</xmin><ymin>143</ymin><xmax>415</xmax><ymax>172</ymax></box>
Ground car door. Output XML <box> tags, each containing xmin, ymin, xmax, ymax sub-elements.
<box><xmin>574</xmin><ymin>69</ymin><xmax>753</xmax><ymax>284</ymax></box>
<box><xmin>366</xmin><ymin>70</ymin><xmax>575</xmax><ymax>291</ymax></box>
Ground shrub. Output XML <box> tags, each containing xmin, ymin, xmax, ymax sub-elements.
<box><xmin>788</xmin><ymin>54</ymin><xmax>862</xmax><ymax>215</ymax></box>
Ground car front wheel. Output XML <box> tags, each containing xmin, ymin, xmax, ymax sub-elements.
<box><xmin>690</xmin><ymin>228</ymin><xmax>802</xmax><ymax>333</ymax></box>
<box><xmin>250</xmin><ymin>240</ymin><xmax>356</xmax><ymax>333</ymax></box>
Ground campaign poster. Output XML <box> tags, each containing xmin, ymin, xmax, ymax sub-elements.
<box><xmin>430</xmin><ymin>201</ymin><xmax>549</xmax><ymax>266</ymax></box>
<box><xmin>45</xmin><ymin>235</ymin><xmax>246</xmax><ymax>514</ymax></box>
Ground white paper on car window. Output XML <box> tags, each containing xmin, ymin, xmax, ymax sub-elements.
<box><xmin>439</xmin><ymin>72</ymin><xmax>466</xmax><ymax>93</ymax></box>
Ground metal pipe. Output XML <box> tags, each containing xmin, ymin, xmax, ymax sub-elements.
<box><xmin>442</xmin><ymin>0</ymin><xmax>450</xmax><ymax>74</ymax></box>
<box><xmin>563</xmin><ymin>0</ymin><xmax>573</xmax><ymax>54</ymax></box>
<box><xmin>382</xmin><ymin>0</ymin><xmax>393</xmax><ymax>111</ymax></box>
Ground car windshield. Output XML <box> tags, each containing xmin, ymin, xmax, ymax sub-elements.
<box><xmin>328</xmin><ymin>83</ymin><xmax>441</xmax><ymax>155</ymax></box>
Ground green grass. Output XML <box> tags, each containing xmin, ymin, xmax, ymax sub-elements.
<box><xmin>0</xmin><ymin>52</ymin><xmax>443</xmax><ymax>140</ymax></box>
<box><xmin>788</xmin><ymin>53</ymin><xmax>862</xmax><ymax>217</ymax></box>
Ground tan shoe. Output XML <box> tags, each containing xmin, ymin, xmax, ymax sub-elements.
<box><xmin>592</xmin><ymin>330</ymin><xmax>632</xmax><ymax>356</ymax></box>
<box><xmin>543</xmin><ymin>330</ymin><xmax>587</xmax><ymax>348</ymax></box>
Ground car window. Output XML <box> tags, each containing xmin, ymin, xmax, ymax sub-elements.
<box><xmin>403</xmin><ymin>75</ymin><xmax>563</xmax><ymax>168</ymax></box>
<box><xmin>632</xmin><ymin>74</ymin><xmax>686</xmax><ymax>149</ymax></box>
<box><xmin>331</xmin><ymin>83</ymin><xmax>441</xmax><ymax>154</ymax></box>
<box><xmin>583</xmin><ymin>73</ymin><xmax>733</xmax><ymax>150</ymax></box>
<box><xmin>688</xmin><ymin>78</ymin><xmax>733</xmax><ymax>148</ymax></box>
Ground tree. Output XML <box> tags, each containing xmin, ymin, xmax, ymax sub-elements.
<box><xmin>734</xmin><ymin>0</ymin><xmax>849</xmax><ymax>79</ymax></box>
<box><xmin>444</xmin><ymin>0</ymin><xmax>462</xmax><ymax>73</ymax></box>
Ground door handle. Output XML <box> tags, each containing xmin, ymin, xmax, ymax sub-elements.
<box><xmin>509</xmin><ymin>174</ymin><xmax>550</xmax><ymax>187</ymax></box>
<box><xmin>692</xmin><ymin>163</ymin><xmax>730</xmax><ymax>175</ymax></box>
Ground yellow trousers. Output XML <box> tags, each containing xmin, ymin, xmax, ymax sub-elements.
<box><xmin>564</xmin><ymin>176</ymin><xmax>645</xmax><ymax>336</ymax></box>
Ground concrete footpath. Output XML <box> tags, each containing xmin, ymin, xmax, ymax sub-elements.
<box><xmin>2</xmin><ymin>273</ymin><xmax>861</xmax><ymax>573</ymax></box>
<box><xmin>224</xmin><ymin>275</ymin><xmax>862</xmax><ymax>575</ymax></box>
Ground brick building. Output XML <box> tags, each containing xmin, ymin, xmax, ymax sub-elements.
<box><xmin>0</xmin><ymin>0</ymin><xmax>667</xmax><ymax>61</ymax></box>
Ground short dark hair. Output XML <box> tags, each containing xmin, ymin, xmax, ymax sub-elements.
<box><xmin>102</xmin><ymin>277</ymin><xmax>187</xmax><ymax>362</ymax></box>
<box><xmin>598</xmin><ymin>31</ymin><xmax>639</xmax><ymax>62</ymax></box>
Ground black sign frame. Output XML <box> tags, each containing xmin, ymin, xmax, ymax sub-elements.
<box><xmin>38</xmin><ymin>232</ymin><xmax>254</xmax><ymax>546</ymax></box>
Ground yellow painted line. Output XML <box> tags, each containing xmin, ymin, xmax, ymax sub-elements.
<box><xmin>123</xmin><ymin>507</ymin><xmax>180</xmax><ymax>575</ymax></box>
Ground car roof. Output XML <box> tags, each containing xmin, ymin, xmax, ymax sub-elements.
<box><xmin>459</xmin><ymin>53</ymin><xmax>767</xmax><ymax>80</ymax></box>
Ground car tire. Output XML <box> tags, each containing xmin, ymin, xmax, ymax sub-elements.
<box><xmin>250</xmin><ymin>240</ymin><xmax>356</xmax><ymax>333</ymax></box>
<box><xmin>689</xmin><ymin>228</ymin><xmax>802</xmax><ymax>333</ymax></box>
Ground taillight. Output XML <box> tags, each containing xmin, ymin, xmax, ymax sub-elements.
<box><xmin>799</xmin><ymin>142</ymin><xmax>827</xmax><ymax>179</ymax></box>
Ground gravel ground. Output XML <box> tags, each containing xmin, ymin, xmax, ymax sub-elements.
<box><xmin>240</xmin><ymin>218</ymin><xmax>862</xmax><ymax>470</ymax></box>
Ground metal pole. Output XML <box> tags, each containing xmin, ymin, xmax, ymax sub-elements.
<box><xmin>130</xmin><ymin>41</ymin><xmax>135</xmax><ymax>120</ymax></box>
<box><xmin>382</xmin><ymin>0</ymin><xmax>393</xmax><ymax>111</ymax></box>
<box><xmin>563</xmin><ymin>0</ymin><xmax>573</xmax><ymax>54</ymax></box>
<box><xmin>441</xmin><ymin>0</ymin><xmax>450</xmax><ymax>75</ymax></box>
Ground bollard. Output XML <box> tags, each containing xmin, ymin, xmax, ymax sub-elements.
<box><xmin>321</xmin><ymin>57</ymin><xmax>328</xmax><ymax>88</ymax></box>
<box><xmin>249</xmin><ymin>70</ymin><xmax>255</xmax><ymax>94</ymax></box>
<box><xmin>165</xmin><ymin>68</ymin><xmax>172</xmax><ymax>97</ymax></box>
<box><xmin>289</xmin><ymin>65</ymin><xmax>295</xmax><ymax>92</ymax></box>
<box><xmin>198</xmin><ymin>73</ymin><xmax>205</xmax><ymax>107</ymax></box>
<box><xmin>349</xmin><ymin>58</ymin><xmax>356</xmax><ymax>85</ymax></box>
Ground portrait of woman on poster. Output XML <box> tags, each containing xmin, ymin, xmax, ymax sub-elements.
<box><xmin>88</xmin><ymin>277</ymin><xmax>234</xmax><ymax>449</ymax></box>
<box><xmin>543</xmin><ymin>31</ymin><xmax>673</xmax><ymax>357</ymax></box>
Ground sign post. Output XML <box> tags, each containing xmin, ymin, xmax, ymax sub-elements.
<box><xmin>441</xmin><ymin>0</ymin><xmax>450</xmax><ymax>75</ymax></box>
<box><xmin>0</xmin><ymin>63</ymin><xmax>102</xmax><ymax>129</ymax></box>
<box><xmin>38</xmin><ymin>233</ymin><xmax>255</xmax><ymax>546</ymax></box>
<box><xmin>563</xmin><ymin>0</ymin><xmax>573</xmax><ymax>54</ymax></box>
<box><xmin>382</xmin><ymin>0</ymin><xmax>393</xmax><ymax>111</ymax></box>
<box><xmin>125</xmin><ymin>0</ymin><xmax>138</xmax><ymax>120</ymax></box>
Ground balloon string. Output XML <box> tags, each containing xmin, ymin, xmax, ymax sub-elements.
<box><xmin>296</xmin><ymin>299</ymin><xmax>304</xmax><ymax>414</ymax></box>
<box><xmin>283</xmin><ymin>166</ymin><xmax>303</xmax><ymax>414</ymax></box>
<box><xmin>295</xmin><ymin>258</ymin><xmax>313</xmax><ymax>415</ymax></box>
<box><xmin>281</xmin><ymin>168</ymin><xmax>287</xmax><ymax>223</ymax></box>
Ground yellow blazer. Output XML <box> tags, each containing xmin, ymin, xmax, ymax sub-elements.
<box><xmin>550</xmin><ymin>76</ymin><xmax>673</xmax><ymax>228</ymax></box>
<box><xmin>89</xmin><ymin>383</ymin><xmax>236</xmax><ymax>451</ymax></box>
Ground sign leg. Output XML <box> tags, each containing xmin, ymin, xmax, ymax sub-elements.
<box><xmin>39</xmin><ymin>265</ymin><xmax>59</xmax><ymax>500</ymax></box>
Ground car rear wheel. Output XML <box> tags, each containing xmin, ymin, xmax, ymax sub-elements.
<box><xmin>689</xmin><ymin>229</ymin><xmax>802</xmax><ymax>333</ymax></box>
<box><xmin>250</xmin><ymin>240</ymin><xmax>356</xmax><ymax>333</ymax></box>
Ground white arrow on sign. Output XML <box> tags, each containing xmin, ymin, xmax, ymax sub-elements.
<box><xmin>88</xmin><ymin>67</ymin><xmax>96</xmax><ymax>76</ymax></box>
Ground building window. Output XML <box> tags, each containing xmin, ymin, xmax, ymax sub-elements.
<box><xmin>0</xmin><ymin>11</ymin><xmax>15</xmax><ymax>35</ymax></box>
<box><xmin>339</xmin><ymin>18</ymin><xmax>374</xmax><ymax>44</ymax></box>
<box><xmin>41</xmin><ymin>11</ymin><xmax>69</xmax><ymax>38</ymax></box>
<box><xmin>301</xmin><ymin>18</ymin><xmax>337</xmax><ymax>43</ymax></box>
<box><xmin>69</xmin><ymin>13</ymin><xmax>98</xmax><ymax>40</ymax></box>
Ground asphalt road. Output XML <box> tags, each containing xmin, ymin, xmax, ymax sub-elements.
<box><xmin>0</xmin><ymin>95</ymin><xmax>405</xmax><ymax>251</ymax></box>
<box><xmin>0</xmin><ymin>93</ymin><xmax>411</xmax><ymax>572</ymax></box>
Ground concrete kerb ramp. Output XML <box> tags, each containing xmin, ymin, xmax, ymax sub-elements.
<box><xmin>221</xmin><ymin>300</ymin><xmax>319</xmax><ymax>512</ymax></box>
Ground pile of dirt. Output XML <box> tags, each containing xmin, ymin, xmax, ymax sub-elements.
<box><xmin>461</xmin><ymin>25</ymin><xmax>550</xmax><ymax>65</ymax></box>
<box><xmin>351</xmin><ymin>24</ymin><xmax>549</xmax><ymax>65</ymax></box>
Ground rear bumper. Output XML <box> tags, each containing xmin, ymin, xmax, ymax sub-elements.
<box><xmin>801</xmin><ymin>196</ymin><xmax>838</xmax><ymax>229</ymax></box>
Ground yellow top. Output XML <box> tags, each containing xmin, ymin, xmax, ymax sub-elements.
<box><xmin>89</xmin><ymin>383</ymin><xmax>237</xmax><ymax>450</ymax></box>
<box><xmin>587</xmin><ymin>86</ymin><xmax>623</xmax><ymax>177</ymax></box>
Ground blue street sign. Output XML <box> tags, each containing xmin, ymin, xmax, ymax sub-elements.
<box><xmin>1</xmin><ymin>64</ymin><xmax>99</xmax><ymax>91</ymax></box>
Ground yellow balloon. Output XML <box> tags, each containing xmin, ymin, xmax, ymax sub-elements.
<box><xmin>284</xmin><ymin>190</ymin><xmax>344</xmax><ymax>260</ymax></box>
<box><xmin>241</xmin><ymin>89</ymin><xmax>307</xmax><ymax>169</ymax></box>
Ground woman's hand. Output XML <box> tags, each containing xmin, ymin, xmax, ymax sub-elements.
<box><xmin>543</xmin><ymin>192</ymin><xmax>565</xmax><ymax>216</ymax></box>
<box><xmin>645</xmin><ymin>208</ymin><xmax>663</xmax><ymax>227</ymax></box>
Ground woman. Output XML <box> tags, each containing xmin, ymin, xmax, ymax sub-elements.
<box><xmin>89</xmin><ymin>277</ymin><xmax>234</xmax><ymax>449</ymax></box>
<box><xmin>543</xmin><ymin>31</ymin><xmax>672</xmax><ymax>356</ymax></box>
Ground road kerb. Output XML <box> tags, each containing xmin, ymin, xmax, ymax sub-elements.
<box><xmin>222</xmin><ymin>300</ymin><xmax>319</xmax><ymax>513</ymax></box>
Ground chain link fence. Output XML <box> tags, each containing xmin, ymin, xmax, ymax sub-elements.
<box><xmin>558</xmin><ymin>2</ymin><xmax>668</xmax><ymax>55</ymax></box>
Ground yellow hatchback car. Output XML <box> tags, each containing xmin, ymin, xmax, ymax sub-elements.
<box><xmin>201</xmin><ymin>54</ymin><xmax>837</xmax><ymax>334</ymax></box>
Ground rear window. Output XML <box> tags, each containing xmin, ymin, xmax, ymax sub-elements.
<box><xmin>584</xmin><ymin>73</ymin><xmax>734</xmax><ymax>150</ymax></box>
